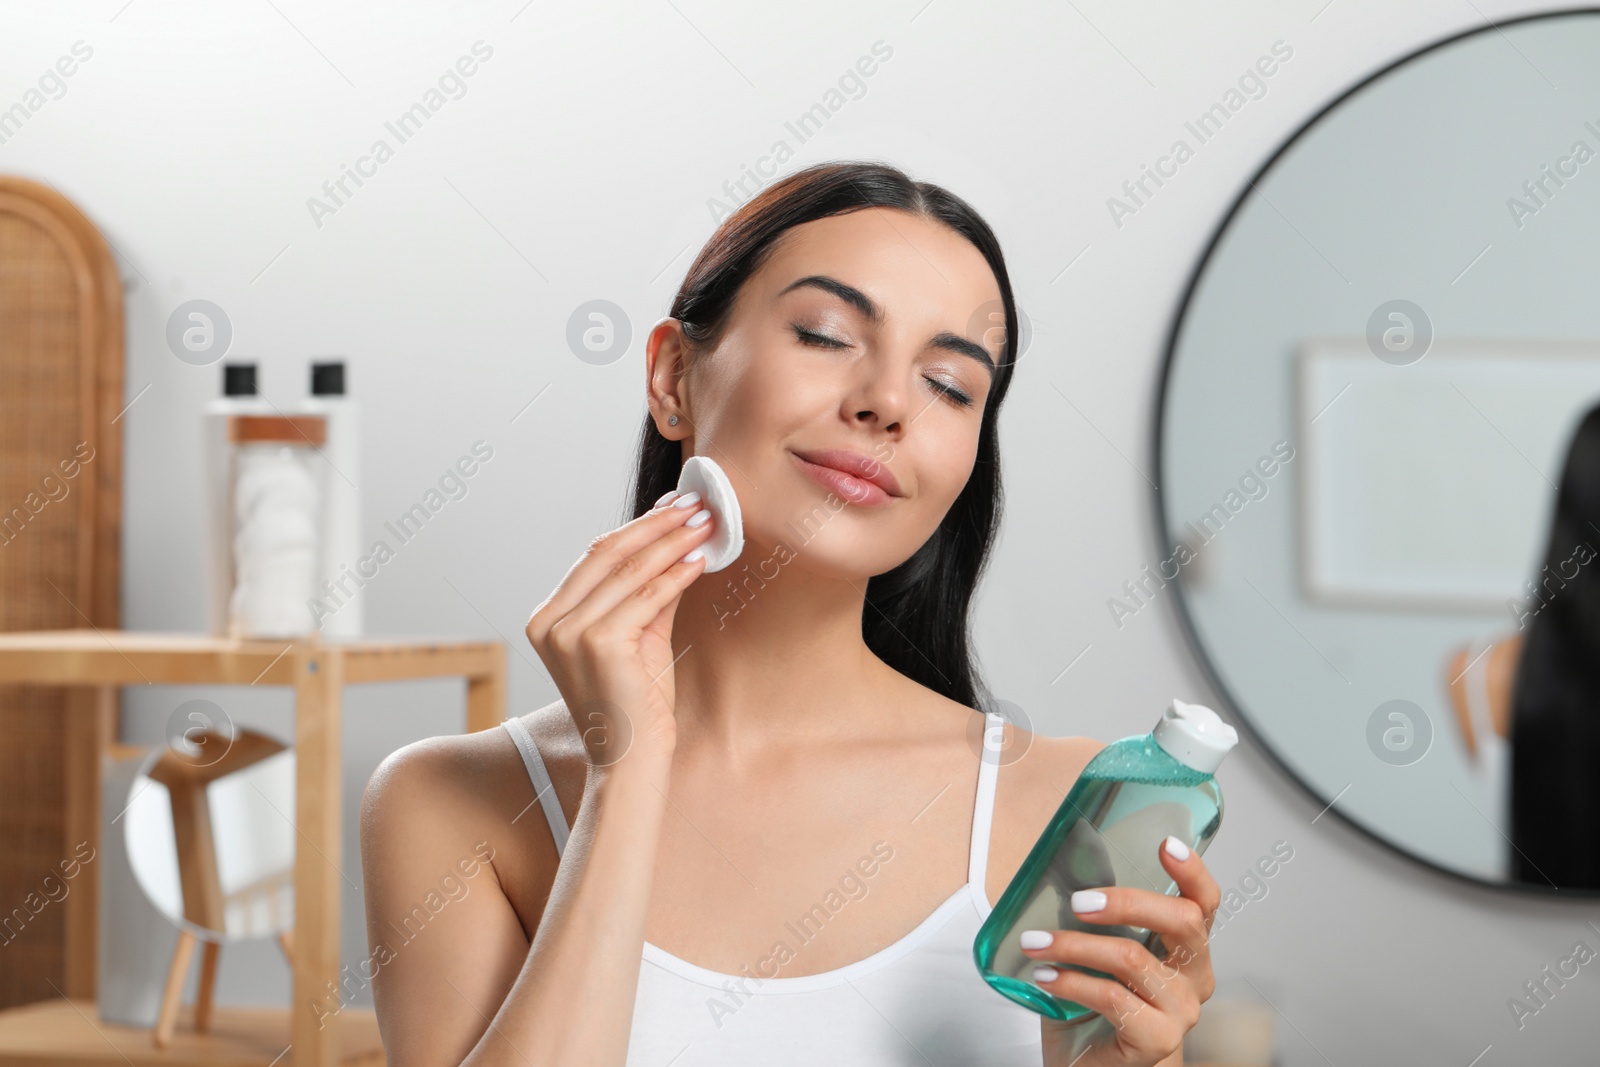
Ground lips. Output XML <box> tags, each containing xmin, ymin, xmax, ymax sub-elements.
<box><xmin>790</xmin><ymin>448</ymin><xmax>903</xmax><ymax>504</ymax></box>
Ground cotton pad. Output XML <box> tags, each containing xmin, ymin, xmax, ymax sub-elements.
<box><xmin>675</xmin><ymin>455</ymin><xmax>744</xmax><ymax>572</ymax></box>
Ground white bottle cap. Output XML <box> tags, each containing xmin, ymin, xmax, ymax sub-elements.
<box><xmin>1152</xmin><ymin>699</ymin><xmax>1239</xmax><ymax>774</ymax></box>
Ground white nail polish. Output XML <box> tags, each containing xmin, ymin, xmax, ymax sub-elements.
<box><xmin>686</xmin><ymin>508</ymin><xmax>712</xmax><ymax>528</ymax></box>
<box><xmin>654</xmin><ymin>490</ymin><xmax>680</xmax><ymax>508</ymax></box>
<box><xmin>1032</xmin><ymin>966</ymin><xmax>1059</xmax><ymax>984</ymax></box>
<box><xmin>681</xmin><ymin>547</ymin><xmax>704</xmax><ymax>564</ymax></box>
<box><xmin>1018</xmin><ymin>930</ymin><xmax>1053</xmax><ymax>950</ymax></box>
<box><xmin>1164</xmin><ymin>835</ymin><xmax>1191</xmax><ymax>861</ymax></box>
<box><xmin>672</xmin><ymin>491</ymin><xmax>701</xmax><ymax>509</ymax></box>
<box><xmin>1070</xmin><ymin>890</ymin><xmax>1106</xmax><ymax>913</ymax></box>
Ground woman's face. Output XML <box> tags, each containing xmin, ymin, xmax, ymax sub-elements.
<box><xmin>650</xmin><ymin>206</ymin><xmax>1005</xmax><ymax>580</ymax></box>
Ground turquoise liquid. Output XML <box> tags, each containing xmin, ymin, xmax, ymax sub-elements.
<box><xmin>972</xmin><ymin>733</ymin><xmax>1223</xmax><ymax>1021</ymax></box>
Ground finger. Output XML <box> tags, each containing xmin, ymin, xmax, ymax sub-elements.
<box><xmin>1018</xmin><ymin>929</ymin><xmax>1190</xmax><ymax>1017</ymax></box>
<box><xmin>557</xmin><ymin>515</ymin><xmax>714</xmax><ymax>648</ymax></box>
<box><xmin>1070</xmin><ymin>836</ymin><xmax>1220</xmax><ymax>942</ymax></box>
<box><xmin>1065</xmin><ymin>883</ymin><xmax>1202</xmax><ymax>940</ymax></box>
<box><xmin>528</xmin><ymin>495</ymin><xmax>712</xmax><ymax>642</ymax></box>
<box><xmin>1149</xmin><ymin>836</ymin><xmax>1220</xmax><ymax>981</ymax></box>
<box><xmin>1027</xmin><ymin>963</ymin><xmax>1187</xmax><ymax>1049</ymax></box>
<box><xmin>1157</xmin><ymin>835</ymin><xmax>1222</xmax><ymax>935</ymax></box>
<box><xmin>561</xmin><ymin>506</ymin><xmax>715</xmax><ymax>636</ymax></box>
<box><xmin>529</xmin><ymin>491</ymin><xmax>699</xmax><ymax>636</ymax></box>
<box><xmin>1064</xmin><ymin>880</ymin><xmax>1212</xmax><ymax>979</ymax></box>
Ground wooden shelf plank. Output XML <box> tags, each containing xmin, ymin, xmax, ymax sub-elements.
<box><xmin>341</xmin><ymin>641</ymin><xmax>501</xmax><ymax>685</ymax></box>
<box><xmin>0</xmin><ymin>998</ymin><xmax>383</xmax><ymax>1066</ymax></box>
<box><xmin>0</xmin><ymin>630</ymin><xmax>502</xmax><ymax>688</ymax></box>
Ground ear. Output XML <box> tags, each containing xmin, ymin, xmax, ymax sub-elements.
<box><xmin>645</xmin><ymin>316</ymin><xmax>693</xmax><ymax>438</ymax></box>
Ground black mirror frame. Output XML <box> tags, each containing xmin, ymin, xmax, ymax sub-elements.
<box><xmin>1149</xmin><ymin>5</ymin><xmax>1600</xmax><ymax>901</ymax></box>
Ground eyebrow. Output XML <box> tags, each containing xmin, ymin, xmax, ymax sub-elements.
<box><xmin>777</xmin><ymin>274</ymin><xmax>997</xmax><ymax>377</ymax></box>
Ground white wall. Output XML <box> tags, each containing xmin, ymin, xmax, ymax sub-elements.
<box><xmin>4</xmin><ymin>1</ymin><xmax>1597</xmax><ymax>1062</ymax></box>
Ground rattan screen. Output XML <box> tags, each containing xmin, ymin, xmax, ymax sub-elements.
<box><xmin>0</xmin><ymin>176</ymin><xmax>123</xmax><ymax>1008</ymax></box>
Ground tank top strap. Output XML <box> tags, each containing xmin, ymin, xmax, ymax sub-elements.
<box><xmin>968</xmin><ymin>709</ymin><xmax>1005</xmax><ymax>890</ymax></box>
<box><xmin>503</xmin><ymin>715</ymin><xmax>570</xmax><ymax>857</ymax></box>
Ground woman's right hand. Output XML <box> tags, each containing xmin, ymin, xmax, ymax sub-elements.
<box><xmin>525</xmin><ymin>489</ymin><xmax>716</xmax><ymax>769</ymax></box>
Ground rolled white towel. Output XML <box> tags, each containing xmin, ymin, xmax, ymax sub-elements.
<box><xmin>229</xmin><ymin>445</ymin><xmax>323</xmax><ymax>637</ymax></box>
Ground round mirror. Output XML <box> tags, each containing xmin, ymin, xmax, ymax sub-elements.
<box><xmin>1157</xmin><ymin>9</ymin><xmax>1600</xmax><ymax>894</ymax></box>
<box><xmin>123</xmin><ymin>711</ymin><xmax>297</xmax><ymax>941</ymax></box>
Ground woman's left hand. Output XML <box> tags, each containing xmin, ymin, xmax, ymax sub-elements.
<box><xmin>1026</xmin><ymin>836</ymin><xmax>1221</xmax><ymax>1067</ymax></box>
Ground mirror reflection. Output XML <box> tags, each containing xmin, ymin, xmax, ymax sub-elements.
<box><xmin>1158</xmin><ymin>10</ymin><xmax>1600</xmax><ymax>891</ymax></box>
<box><xmin>124</xmin><ymin>727</ymin><xmax>297</xmax><ymax>940</ymax></box>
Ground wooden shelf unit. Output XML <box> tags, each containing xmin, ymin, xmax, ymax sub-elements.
<box><xmin>0</xmin><ymin>630</ymin><xmax>507</xmax><ymax>1067</ymax></box>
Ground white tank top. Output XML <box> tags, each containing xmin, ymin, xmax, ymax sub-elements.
<box><xmin>502</xmin><ymin>711</ymin><xmax>1046</xmax><ymax>1065</ymax></box>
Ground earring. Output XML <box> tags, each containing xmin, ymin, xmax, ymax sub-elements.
<box><xmin>668</xmin><ymin>415</ymin><xmax>679</xmax><ymax>426</ymax></box>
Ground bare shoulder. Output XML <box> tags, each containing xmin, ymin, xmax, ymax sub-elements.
<box><xmin>504</xmin><ymin>698</ymin><xmax>592</xmax><ymax>839</ymax></box>
<box><xmin>359</xmin><ymin>699</ymin><xmax>590</xmax><ymax>918</ymax></box>
<box><xmin>357</xmin><ymin>701</ymin><xmax>588</xmax><ymax>1061</ymax></box>
<box><xmin>983</xmin><ymin>716</ymin><xmax>1107</xmax><ymax>907</ymax></box>
<box><xmin>1000</xmin><ymin>720</ymin><xmax>1106</xmax><ymax>798</ymax></box>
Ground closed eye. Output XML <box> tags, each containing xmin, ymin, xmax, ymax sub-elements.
<box><xmin>791</xmin><ymin>324</ymin><xmax>975</xmax><ymax>408</ymax></box>
<box><xmin>929</xmin><ymin>378</ymin><xmax>974</xmax><ymax>407</ymax></box>
<box><xmin>792</xmin><ymin>324</ymin><xmax>848</xmax><ymax>349</ymax></box>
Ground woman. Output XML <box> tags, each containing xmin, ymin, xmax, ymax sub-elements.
<box><xmin>1508</xmin><ymin>400</ymin><xmax>1600</xmax><ymax>888</ymax></box>
<box><xmin>360</xmin><ymin>161</ymin><xmax>1220</xmax><ymax>1066</ymax></box>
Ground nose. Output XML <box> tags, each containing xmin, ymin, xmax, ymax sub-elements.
<box><xmin>846</xmin><ymin>355</ymin><xmax>910</xmax><ymax>435</ymax></box>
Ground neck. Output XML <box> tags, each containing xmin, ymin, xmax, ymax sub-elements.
<box><xmin>668</xmin><ymin>544</ymin><xmax>888</xmax><ymax>759</ymax></box>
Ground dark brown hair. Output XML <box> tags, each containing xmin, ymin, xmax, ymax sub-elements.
<box><xmin>1510</xmin><ymin>400</ymin><xmax>1600</xmax><ymax>887</ymax></box>
<box><xmin>630</xmin><ymin>160</ymin><xmax>1020</xmax><ymax>713</ymax></box>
